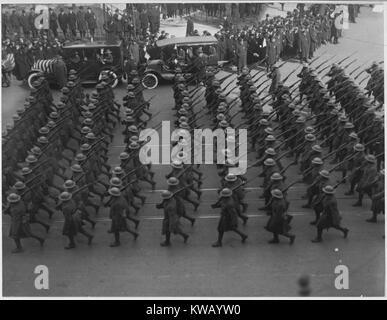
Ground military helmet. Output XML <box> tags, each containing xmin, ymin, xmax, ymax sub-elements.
<box><xmin>108</xmin><ymin>187</ymin><xmax>121</xmax><ymax>197</ymax></box>
<box><xmin>110</xmin><ymin>177</ymin><xmax>122</xmax><ymax>187</ymax></box>
<box><xmin>264</xmin><ymin>158</ymin><xmax>276</xmax><ymax>166</ymax></box>
<box><xmin>319</xmin><ymin>170</ymin><xmax>330</xmax><ymax>178</ymax></box>
<box><xmin>271</xmin><ymin>189</ymin><xmax>283</xmax><ymax>199</ymax></box>
<box><xmin>59</xmin><ymin>191</ymin><xmax>72</xmax><ymax>201</ymax></box>
<box><xmin>353</xmin><ymin>143</ymin><xmax>365</xmax><ymax>152</ymax></box>
<box><xmin>119</xmin><ymin>152</ymin><xmax>129</xmax><ymax>160</ymax></box>
<box><xmin>167</xmin><ymin>177</ymin><xmax>179</xmax><ymax>186</ymax></box>
<box><xmin>220</xmin><ymin>188</ymin><xmax>233</xmax><ymax>198</ymax></box>
<box><xmin>365</xmin><ymin>154</ymin><xmax>376</xmax><ymax>163</ymax></box>
<box><xmin>312</xmin><ymin>157</ymin><xmax>323</xmax><ymax>165</ymax></box>
<box><xmin>7</xmin><ymin>193</ymin><xmax>21</xmax><ymax>203</ymax></box>
<box><xmin>305</xmin><ymin>134</ymin><xmax>316</xmax><ymax>142</ymax></box>
<box><xmin>161</xmin><ymin>190</ymin><xmax>173</xmax><ymax>199</ymax></box>
<box><xmin>111</xmin><ymin>166</ymin><xmax>124</xmax><ymax>176</ymax></box>
<box><xmin>312</xmin><ymin>145</ymin><xmax>322</xmax><ymax>153</ymax></box>
<box><xmin>322</xmin><ymin>185</ymin><xmax>335</xmax><ymax>194</ymax></box>
<box><xmin>270</xmin><ymin>173</ymin><xmax>283</xmax><ymax>181</ymax></box>
<box><xmin>14</xmin><ymin>181</ymin><xmax>26</xmax><ymax>190</ymax></box>
<box><xmin>71</xmin><ymin>164</ymin><xmax>83</xmax><ymax>173</ymax></box>
<box><xmin>63</xmin><ymin>180</ymin><xmax>76</xmax><ymax>190</ymax></box>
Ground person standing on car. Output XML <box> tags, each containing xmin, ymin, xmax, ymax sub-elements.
<box><xmin>58</xmin><ymin>8</ymin><xmax>69</xmax><ymax>38</ymax></box>
<box><xmin>85</xmin><ymin>7</ymin><xmax>97</xmax><ymax>41</ymax></box>
<box><xmin>186</xmin><ymin>15</ymin><xmax>194</xmax><ymax>36</ymax></box>
<box><xmin>76</xmin><ymin>6</ymin><xmax>87</xmax><ymax>39</ymax></box>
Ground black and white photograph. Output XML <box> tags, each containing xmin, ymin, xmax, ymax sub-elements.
<box><xmin>1</xmin><ymin>1</ymin><xmax>385</xmax><ymax>299</ymax></box>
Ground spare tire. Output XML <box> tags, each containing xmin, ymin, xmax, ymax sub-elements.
<box><xmin>27</xmin><ymin>72</ymin><xmax>40</xmax><ymax>89</ymax></box>
<box><xmin>99</xmin><ymin>70</ymin><xmax>119</xmax><ymax>88</ymax></box>
<box><xmin>142</xmin><ymin>73</ymin><xmax>159</xmax><ymax>89</ymax></box>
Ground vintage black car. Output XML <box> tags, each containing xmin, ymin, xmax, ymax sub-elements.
<box><xmin>141</xmin><ymin>36</ymin><xmax>226</xmax><ymax>89</ymax></box>
<box><xmin>28</xmin><ymin>40</ymin><xmax>124</xmax><ymax>88</ymax></box>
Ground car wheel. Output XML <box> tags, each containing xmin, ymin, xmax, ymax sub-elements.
<box><xmin>99</xmin><ymin>70</ymin><xmax>119</xmax><ymax>88</ymax></box>
<box><xmin>142</xmin><ymin>73</ymin><xmax>159</xmax><ymax>89</ymax></box>
<box><xmin>27</xmin><ymin>72</ymin><xmax>40</xmax><ymax>89</ymax></box>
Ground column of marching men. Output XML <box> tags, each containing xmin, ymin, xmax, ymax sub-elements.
<box><xmin>3</xmin><ymin>69</ymin><xmax>130</xmax><ymax>252</ymax></box>
<box><xmin>2</xmin><ymin>58</ymin><xmax>384</xmax><ymax>253</ymax></box>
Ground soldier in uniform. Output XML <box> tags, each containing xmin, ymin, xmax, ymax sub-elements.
<box><xmin>58</xmin><ymin>191</ymin><xmax>93</xmax><ymax>249</ymax></box>
<box><xmin>211</xmin><ymin>188</ymin><xmax>248</xmax><ymax>247</ymax></box>
<box><xmin>311</xmin><ymin>186</ymin><xmax>349</xmax><ymax>243</ymax></box>
<box><xmin>265</xmin><ymin>189</ymin><xmax>295</xmax><ymax>244</ymax></box>
<box><xmin>156</xmin><ymin>190</ymin><xmax>189</xmax><ymax>247</ymax></box>
<box><xmin>107</xmin><ymin>187</ymin><xmax>139</xmax><ymax>247</ymax></box>
<box><xmin>6</xmin><ymin>193</ymin><xmax>45</xmax><ymax>253</ymax></box>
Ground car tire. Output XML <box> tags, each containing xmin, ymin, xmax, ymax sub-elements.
<box><xmin>99</xmin><ymin>70</ymin><xmax>119</xmax><ymax>88</ymax></box>
<box><xmin>27</xmin><ymin>72</ymin><xmax>40</xmax><ymax>89</ymax></box>
<box><xmin>142</xmin><ymin>73</ymin><xmax>159</xmax><ymax>89</ymax></box>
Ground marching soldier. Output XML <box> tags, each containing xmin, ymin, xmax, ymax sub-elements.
<box><xmin>311</xmin><ymin>186</ymin><xmax>349</xmax><ymax>243</ymax></box>
<box><xmin>211</xmin><ymin>188</ymin><xmax>248</xmax><ymax>247</ymax></box>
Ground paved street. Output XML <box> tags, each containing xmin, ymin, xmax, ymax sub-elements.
<box><xmin>2</xmin><ymin>6</ymin><xmax>385</xmax><ymax>297</ymax></box>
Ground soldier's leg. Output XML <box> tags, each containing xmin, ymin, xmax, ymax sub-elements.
<box><xmin>12</xmin><ymin>239</ymin><xmax>23</xmax><ymax>253</ymax></box>
<box><xmin>125</xmin><ymin>225</ymin><xmax>139</xmax><ymax>240</ymax></box>
<box><xmin>182</xmin><ymin>213</ymin><xmax>196</xmax><ymax>226</ymax></box>
<box><xmin>353</xmin><ymin>191</ymin><xmax>363</xmax><ymax>206</ymax></box>
<box><xmin>232</xmin><ymin>228</ymin><xmax>248</xmax><ymax>242</ymax></box>
<box><xmin>65</xmin><ymin>235</ymin><xmax>76</xmax><ymax>249</ymax></box>
<box><xmin>177</xmin><ymin>230</ymin><xmax>189</xmax><ymax>243</ymax></box>
<box><xmin>311</xmin><ymin>227</ymin><xmax>323</xmax><ymax>242</ymax></box>
<box><xmin>332</xmin><ymin>225</ymin><xmax>349</xmax><ymax>238</ymax></box>
<box><xmin>160</xmin><ymin>232</ymin><xmax>171</xmax><ymax>246</ymax></box>
<box><xmin>268</xmin><ymin>232</ymin><xmax>280</xmax><ymax>244</ymax></box>
<box><xmin>183</xmin><ymin>194</ymin><xmax>200</xmax><ymax>211</ymax></box>
<box><xmin>30</xmin><ymin>214</ymin><xmax>50</xmax><ymax>233</ymax></box>
<box><xmin>79</xmin><ymin>227</ymin><xmax>93</xmax><ymax>244</ymax></box>
<box><xmin>110</xmin><ymin>232</ymin><xmax>121</xmax><ymax>247</ymax></box>
<box><xmin>125</xmin><ymin>210</ymin><xmax>140</xmax><ymax>229</ymax></box>
<box><xmin>212</xmin><ymin>231</ymin><xmax>224</xmax><ymax>247</ymax></box>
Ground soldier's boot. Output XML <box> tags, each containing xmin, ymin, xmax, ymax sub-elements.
<box><xmin>238</xmin><ymin>213</ymin><xmax>248</xmax><ymax>225</ymax></box>
<box><xmin>183</xmin><ymin>214</ymin><xmax>195</xmax><ymax>226</ymax></box>
<box><xmin>160</xmin><ymin>232</ymin><xmax>171</xmax><ymax>247</ymax></box>
<box><xmin>126</xmin><ymin>227</ymin><xmax>139</xmax><ymax>240</ymax></box>
<box><xmin>212</xmin><ymin>231</ymin><xmax>224</xmax><ymax>247</ymax></box>
<box><xmin>178</xmin><ymin>231</ymin><xmax>189</xmax><ymax>243</ymax></box>
<box><xmin>110</xmin><ymin>232</ymin><xmax>121</xmax><ymax>247</ymax></box>
<box><xmin>12</xmin><ymin>239</ymin><xmax>24</xmax><ymax>253</ymax></box>
<box><xmin>352</xmin><ymin>194</ymin><xmax>363</xmax><ymax>207</ymax></box>
<box><xmin>131</xmin><ymin>202</ymin><xmax>141</xmax><ymax>215</ymax></box>
<box><xmin>79</xmin><ymin>228</ymin><xmax>93</xmax><ymax>245</ymax></box>
<box><xmin>233</xmin><ymin>229</ymin><xmax>248</xmax><ymax>243</ymax></box>
<box><xmin>311</xmin><ymin>228</ymin><xmax>323</xmax><ymax>243</ymax></box>
<box><xmin>127</xmin><ymin>215</ymin><xmax>140</xmax><ymax>229</ymax></box>
<box><xmin>366</xmin><ymin>211</ymin><xmax>378</xmax><ymax>223</ymax></box>
<box><xmin>285</xmin><ymin>233</ymin><xmax>296</xmax><ymax>245</ymax></box>
<box><xmin>333</xmin><ymin>226</ymin><xmax>349</xmax><ymax>238</ymax></box>
<box><xmin>65</xmin><ymin>236</ymin><xmax>76</xmax><ymax>249</ymax></box>
<box><xmin>268</xmin><ymin>233</ymin><xmax>280</xmax><ymax>244</ymax></box>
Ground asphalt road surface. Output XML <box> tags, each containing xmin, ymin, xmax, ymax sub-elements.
<box><xmin>2</xmin><ymin>6</ymin><xmax>384</xmax><ymax>297</ymax></box>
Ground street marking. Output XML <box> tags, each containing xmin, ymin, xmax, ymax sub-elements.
<box><xmin>2</xmin><ymin>212</ymin><xmax>307</xmax><ymax>225</ymax></box>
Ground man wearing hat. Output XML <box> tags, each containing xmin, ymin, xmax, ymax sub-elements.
<box><xmin>12</xmin><ymin>180</ymin><xmax>50</xmax><ymax>233</ymax></box>
<box><xmin>367</xmin><ymin>170</ymin><xmax>384</xmax><ymax>223</ymax></box>
<box><xmin>107</xmin><ymin>187</ymin><xmax>139</xmax><ymax>247</ymax></box>
<box><xmin>265</xmin><ymin>189</ymin><xmax>295</xmax><ymax>244</ymax></box>
<box><xmin>167</xmin><ymin>177</ymin><xmax>196</xmax><ymax>226</ymax></box>
<box><xmin>58</xmin><ymin>191</ymin><xmax>93</xmax><ymax>249</ymax></box>
<box><xmin>6</xmin><ymin>193</ymin><xmax>45</xmax><ymax>253</ymax></box>
<box><xmin>211</xmin><ymin>188</ymin><xmax>248</xmax><ymax>247</ymax></box>
<box><xmin>311</xmin><ymin>185</ymin><xmax>349</xmax><ymax>243</ymax></box>
<box><xmin>353</xmin><ymin>155</ymin><xmax>378</xmax><ymax>207</ymax></box>
<box><xmin>156</xmin><ymin>190</ymin><xmax>189</xmax><ymax>247</ymax></box>
<box><xmin>222</xmin><ymin>174</ymin><xmax>249</xmax><ymax>222</ymax></box>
